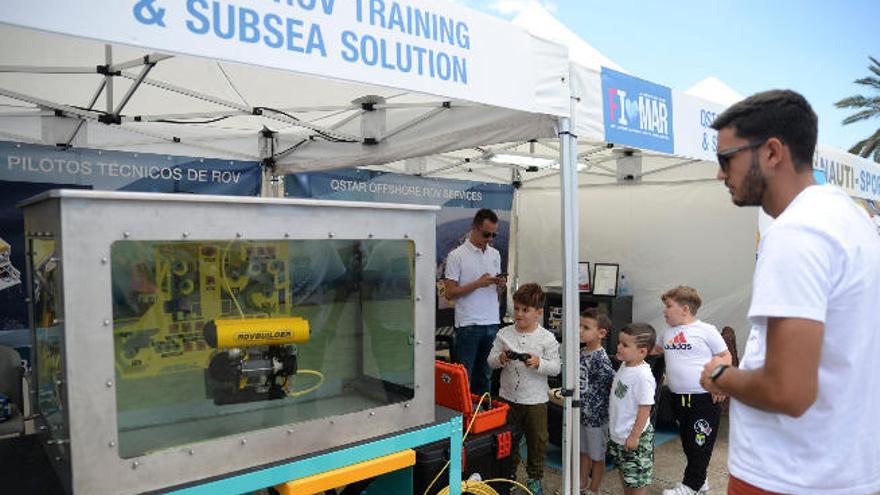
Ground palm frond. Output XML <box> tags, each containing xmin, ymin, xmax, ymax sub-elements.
<box><xmin>861</xmin><ymin>129</ymin><xmax>880</xmax><ymax>160</ymax></box>
<box><xmin>842</xmin><ymin>109</ymin><xmax>880</xmax><ymax>125</ymax></box>
<box><xmin>841</xmin><ymin>57</ymin><xmax>880</xmax><ymax>161</ymax></box>
<box><xmin>869</xmin><ymin>56</ymin><xmax>880</xmax><ymax>78</ymax></box>
<box><xmin>836</xmin><ymin>95</ymin><xmax>872</xmax><ymax>109</ymax></box>
<box><xmin>854</xmin><ymin>77</ymin><xmax>880</xmax><ymax>91</ymax></box>
<box><xmin>849</xmin><ymin>128</ymin><xmax>880</xmax><ymax>161</ymax></box>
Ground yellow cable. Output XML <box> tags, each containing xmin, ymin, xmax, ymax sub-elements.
<box><xmin>435</xmin><ymin>477</ymin><xmax>535</xmax><ymax>495</ymax></box>
<box><xmin>422</xmin><ymin>394</ymin><xmax>533</xmax><ymax>495</ymax></box>
<box><xmin>285</xmin><ymin>369</ymin><xmax>324</xmax><ymax>398</ymax></box>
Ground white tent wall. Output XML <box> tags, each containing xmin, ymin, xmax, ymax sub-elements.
<box><xmin>515</xmin><ymin>180</ymin><xmax>757</xmax><ymax>350</ymax></box>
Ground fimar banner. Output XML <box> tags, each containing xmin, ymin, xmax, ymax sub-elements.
<box><xmin>602</xmin><ymin>67</ymin><xmax>674</xmax><ymax>154</ymax></box>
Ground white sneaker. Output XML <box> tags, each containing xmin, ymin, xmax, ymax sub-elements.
<box><xmin>663</xmin><ymin>483</ymin><xmax>698</xmax><ymax>495</ymax></box>
<box><xmin>663</xmin><ymin>481</ymin><xmax>709</xmax><ymax>495</ymax></box>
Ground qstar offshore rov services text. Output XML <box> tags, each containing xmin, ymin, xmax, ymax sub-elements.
<box><xmin>181</xmin><ymin>0</ymin><xmax>471</xmax><ymax>84</ymax></box>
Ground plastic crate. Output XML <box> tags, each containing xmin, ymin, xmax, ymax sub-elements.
<box><xmin>435</xmin><ymin>360</ymin><xmax>509</xmax><ymax>434</ymax></box>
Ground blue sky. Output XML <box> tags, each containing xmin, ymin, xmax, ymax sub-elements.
<box><xmin>458</xmin><ymin>0</ymin><xmax>879</xmax><ymax>154</ymax></box>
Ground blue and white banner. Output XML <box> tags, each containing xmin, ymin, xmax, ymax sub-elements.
<box><xmin>285</xmin><ymin>168</ymin><xmax>514</xmax><ymax>316</ymax></box>
<box><xmin>0</xmin><ymin>141</ymin><xmax>261</xmax><ymax>194</ymax></box>
<box><xmin>814</xmin><ymin>144</ymin><xmax>880</xmax><ymax>202</ymax></box>
<box><xmin>601</xmin><ymin>67</ymin><xmax>674</xmax><ymax>154</ymax></box>
<box><xmin>0</xmin><ymin>141</ymin><xmax>260</xmax><ymax>332</ymax></box>
<box><xmin>286</xmin><ymin>167</ymin><xmax>513</xmax><ymax>210</ymax></box>
<box><xmin>672</xmin><ymin>89</ymin><xmax>725</xmax><ymax>162</ymax></box>
<box><xmin>3</xmin><ymin>0</ymin><xmax>563</xmax><ymax>115</ymax></box>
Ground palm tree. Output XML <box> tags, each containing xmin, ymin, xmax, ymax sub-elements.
<box><xmin>835</xmin><ymin>56</ymin><xmax>880</xmax><ymax>162</ymax></box>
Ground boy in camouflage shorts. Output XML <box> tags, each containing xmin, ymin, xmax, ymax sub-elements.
<box><xmin>607</xmin><ymin>323</ymin><xmax>657</xmax><ymax>495</ymax></box>
<box><xmin>607</xmin><ymin>425</ymin><xmax>655</xmax><ymax>488</ymax></box>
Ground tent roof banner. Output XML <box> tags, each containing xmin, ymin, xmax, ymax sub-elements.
<box><xmin>2</xmin><ymin>0</ymin><xmax>569</xmax><ymax>116</ymax></box>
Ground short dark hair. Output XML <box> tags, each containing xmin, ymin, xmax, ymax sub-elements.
<box><xmin>513</xmin><ymin>283</ymin><xmax>545</xmax><ymax>309</ymax></box>
<box><xmin>472</xmin><ymin>208</ymin><xmax>498</xmax><ymax>227</ymax></box>
<box><xmin>580</xmin><ymin>308</ymin><xmax>612</xmax><ymax>331</ymax></box>
<box><xmin>711</xmin><ymin>89</ymin><xmax>817</xmax><ymax>171</ymax></box>
<box><xmin>620</xmin><ymin>322</ymin><xmax>656</xmax><ymax>350</ymax></box>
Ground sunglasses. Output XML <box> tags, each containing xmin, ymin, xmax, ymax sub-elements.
<box><xmin>716</xmin><ymin>139</ymin><xmax>766</xmax><ymax>173</ymax></box>
<box><xmin>481</xmin><ymin>230</ymin><xmax>498</xmax><ymax>239</ymax></box>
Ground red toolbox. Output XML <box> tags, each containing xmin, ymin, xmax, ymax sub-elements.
<box><xmin>435</xmin><ymin>360</ymin><xmax>509</xmax><ymax>434</ymax></box>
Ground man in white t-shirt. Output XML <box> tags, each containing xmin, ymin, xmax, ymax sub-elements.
<box><xmin>653</xmin><ymin>286</ymin><xmax>730</xmax><ymax>495</ymax></box>
<box><xmin>444</xmin><ymin>208</ymin><xmax>506</xmax><ymax>395</ymax></box>
<box><xmin>700</xmin><ymin>90</ymin><xmax>880</xmax><ymax>495</ymax></box>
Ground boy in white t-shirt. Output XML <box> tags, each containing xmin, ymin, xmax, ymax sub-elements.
<box><xmin>653</xmin><ymin>286</ymin><xmax>731</xmax><ymax>495</ymax></box>
<box><xmin>488</xmin><ymin>283</ymin><xmax>561</xmax><ymax>495</ymax></box>
<box><xmin>608</xmin><ymin>323</ymin><xmax>657</xmax><ymax>495</ymax></box>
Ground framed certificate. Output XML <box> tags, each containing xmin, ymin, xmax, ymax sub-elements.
<box><xmin>577</xmin><ymin>262</ymin><xmax>591</xmax><ymax>292</ymax></box>
<box><xmin>592</xmin><ymin>263</ymin><xmax>619</xmax><ymax>296</ymax></box>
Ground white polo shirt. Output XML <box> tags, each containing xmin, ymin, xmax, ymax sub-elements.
<box><xmin>444</xmin><ymin>239</ymin><xmax>501</xmax><ymax>327</ymax></box>
<box><xmin>730</xmin><ymin>185</ymin><xmax>880</xmax><ymax>494</ymax></box>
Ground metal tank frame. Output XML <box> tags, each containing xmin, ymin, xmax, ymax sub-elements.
<box><xmin>19</xmin><ymin>189</ymin><xmax>437</xmax><ymax>495</ymax></box>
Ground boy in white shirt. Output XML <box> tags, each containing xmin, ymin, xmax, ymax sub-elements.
<box><xmin>488</xmin><ymin>283</ymin><xmax>561</xmax><ymax>495</ymax></box>
<box><xmin>608</xmin><ymin>323</ymin><xmax>657</xmax><ymax>495</ymax></box>
<box><xmin>654</xmin><ymin>286</ymin><xmax>730</xmax><ymax>495</ymax></box>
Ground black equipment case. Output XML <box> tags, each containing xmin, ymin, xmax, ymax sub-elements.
<box><xmin>413</xmin><ymin>421</ymin><xmax>522</xmax><ymax>495</ymax></box>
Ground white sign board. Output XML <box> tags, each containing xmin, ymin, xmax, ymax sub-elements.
<box><xmin>671</xmin><ymin>89</ymin><xmax>726</xmax><ymax>162</ymax></box>
<box><xmin>3</xmin><ymin>0</ymin><xmax>564</xmax><ymax>115</ymax></box>
<box><xmin>814</xmin><ymin>144</ymin><xmax>880</xmax><ymax>202</ymax></box>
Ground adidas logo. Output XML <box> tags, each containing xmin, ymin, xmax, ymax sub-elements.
<box><xmin>664</xmin><ymin>331</ymin><xmax>693</xmax><ymax>350</ymax></box>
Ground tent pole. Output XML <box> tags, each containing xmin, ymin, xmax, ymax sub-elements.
<box><xmin>259</xmin><ymin>130</ymin><xmax>281</xmax><ymax>198</ymax></box>
<box><xmin>558</xmin><ymin>112</ymin><xmax>580</xmax><ymax>495</ymax></box>
<box><xmin>511</xmin><ymin>167</ymin><xmax>522</xmax><ymax>295</ymax></box>
<box><xmin>63</xmin><ymin>79</ymin><xmax>106</xmax><ymax>148</ymax></box>
<box><xmin>104</xmin><ymin>45</ymin><xmax>113</xmax><ymax>116</ymax></box>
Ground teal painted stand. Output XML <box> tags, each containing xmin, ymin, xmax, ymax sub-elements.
<box><xmin>166</xmin><ymin>415</ymin><xmax>463</xmax><ymax>495</ymax></box>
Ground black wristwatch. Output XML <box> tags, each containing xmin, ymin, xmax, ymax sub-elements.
<box><xmin>709</xmin><ymin>364</ymin><xmax>730</xmax><ymax>382</ymax></box>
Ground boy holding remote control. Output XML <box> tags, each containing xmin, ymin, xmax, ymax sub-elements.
<box><xmin>488</xmin><ymin>283</ymin><xmax>561</xmax><ymax>495</ymax></box>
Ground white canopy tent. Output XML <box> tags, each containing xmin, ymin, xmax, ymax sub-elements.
<box><xmin>370</xmin><ymin>3</ymin><xmax>758</xmax><ymax>352</ymax></box>
<box><xmin>0</xmin><ymin>1</ymin><xmax>587</xmax><ymax>493</ymax></box>
<box><xmin>4</xmin><ymin>2</ymin><xmax>880</xmax><ymax>493</ymax></box>
<box><xmin>391</xmin><ymin>2</ymin><xmax>880</xmax><ymax>360</ymax></box>
<box><xmin>510</xmin><ymin>5</ymin><xmax>758</xmax><ymax>353</ymax></box>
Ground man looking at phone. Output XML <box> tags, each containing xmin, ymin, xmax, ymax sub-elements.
<box><xmin>444</xmin><ymin>208</ymin><xmax>507</xmax><ymax>395</ymax></box>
